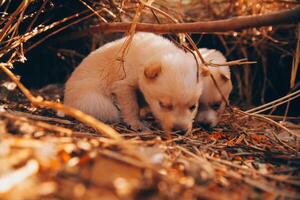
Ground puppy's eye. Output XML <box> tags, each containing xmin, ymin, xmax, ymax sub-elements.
<box><xmin>159</xmin><ymin>101</ymin><xmax>173</xmax><ymax>111</ymax></box>
<box><xmin>189</xmin><ymin>104</ymin><xmax>197</xmax><ymax>112</ymax></box>
<box><xmin>211</xmin><ymin>101</ymin><xmax>221</xmax><ymax>110</ymax></box>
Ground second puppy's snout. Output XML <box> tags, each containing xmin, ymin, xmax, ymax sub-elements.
<box><xmin>199</xmin><ymin>122</ymin><xmax>213</xmax><ymax>131</ymax></box>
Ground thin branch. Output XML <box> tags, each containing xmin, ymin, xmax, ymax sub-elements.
<box><xmin>0</xmin><ymin>0</ymin><xmax>30</xmax><ymax>41</ymax></box>
<box><xmin>0</xmin><ymin>63</ymin><xmax>124</xmax><ymax>141</ymax></box>
<box><xmin>89</xmin><ymin>6</ymin><xmax>300</xmax><ymax>33</ymax></box>
<box><xmin>237</xmin><ymin>109</ymin><xmax>299</xmax><ymax>149</ymax></box>
<box><xmin>246</xmin><ymin>90</ymin><xmax>300</xmax><ymax>113</ymax></box>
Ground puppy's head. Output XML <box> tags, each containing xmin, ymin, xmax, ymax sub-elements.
<box><xmin>195</xmin><ymin>66</ymin><xmax>232</xmax><ymax>129</ymax></box>
<box><xmin>139</xmin><ymin>52</ymin><xmax>203</xmax><ymax>133</ymax></box>
<box><xmin>193</xmin><ymin>49</ymin><xmax>232</xmax><ymax>129</ymax></box>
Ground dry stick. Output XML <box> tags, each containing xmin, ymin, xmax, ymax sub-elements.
<box><xmin>263</xmin><ymin>0</ymin><xmax>300</xmax><ymax>4</ymax></box>
<box><xmin>284</xmin><ymin>24</ymin><xmax>300</xmax><ymax>121</ymax></box>
<box><xmin>281</xmin><ymin>121</ymin><xmax>300</xmax><ymax>129</ymax></box>
<box><xmin>0</xmin><ymin>63</ymin><xmax>123</xmax><ymax>141</ymax></box>
<box><xmin>7</xmin><ymin>110</ymin><xmax>73</xmax><ymax>125</ymax></box>
<box><xmin>207</xmin><ymin>59</ymin><xmax>256</xmax><ymax>67</ymax></box>
<box><xmin>261</xmin><ymin>114</ymin><xmax>300</xmax><ymax>121</ymax></box>
<box><xmin>254</xmin><ymin>92</ymin><xmax>300</xmax><ymax>114</ymax></box>
<box><xmin>245</xmin><ymin>91</ymin><xmax>300</xmax><ymax>115</ymax></box>
<box><xmin>90</xmin><ymin>6</ymin><xmax>300</xmax><ymax>33</ymax></box>
<box><xmin>2</xmin><ymin>6</ymin><xmax>28</xmax><ymax>61</ymax></box>
<box><xmin>0</xmin><ymin>10</ymin><xmax>86</xmax><ymax>58</ymax></box>
<box><xmin>26</xmin><ymin>0</ymin><xmax>49</xmax><ymax>32</ymax></box>
<box><xmin>1</xmin><ymin>112</ymin><xmax>73</xmax><ymax>135</ymax></box>
<box><xmin>119</xmin><ymin>2</ymin><xmax>145</xmax><ymax>70</ymax></box>
<box><xmin>246</xmin><ymin>90</ymin><xmax>300</xmax><ymax>113</ymax></box>
<box><xmin>0</xmin><ymin>0</ymin><xmax>30</xmax><ymax>41</ymax></box>
<box><xmin>283</xmin><ymin>100</ymin><xmax>291</xmax><ymax>122</ymax></box>
<box><xmin>77</xmin><ymin>0</ymin><xmax>108</xmax><ymax>23</ymax></box>
<box><xmin>208</xmin><ymin>155</ymin><xmax>300</xmax><ymax>186</ymax></box>
<box><xmin>9</xmin><ymin>6</ymin><xmax>26</xmax><ymax>44</ymax></box>
<box><xmin>25</xmin><ymin>11</ymin><xmax>96</xmax><ymax>52</ymax></box>
<box><xmin>290</xmin><ymin>24</ymin><xmax>300</xmax><ymax>89</ymax></box>
<box><xmin>115</xmin><ymin>2</ymin><xmax>151</xmax><ymax>80</ymax></box>
<box><xmin>178</xmin><ymin>146</ymin><xmax>300</xmax><ymax>186</ymax></box>
<box><xmin>8</xmin><ymin>10</ymin><xmax>94</xmax><ymax>61</ymax></box>
<box><xmin>236</xmin><ymin>109</ymin><xmax>298</xmax><ymax>152</ymax></box>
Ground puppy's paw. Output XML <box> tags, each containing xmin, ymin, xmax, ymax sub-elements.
<box><xmin>128</xmin><ymin>121</ymin><xmax>149</xmax><ymax>131</ymax></box>
<box><xmin>139</xmin><ymin>106</ymin><xmax>152</xmax><ymax>119</ymax></box>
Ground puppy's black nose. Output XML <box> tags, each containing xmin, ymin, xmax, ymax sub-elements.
<box><xmin>199</xmin><ymin>122</ymin><xmax>212</xmax><ymax>131</ymax></box>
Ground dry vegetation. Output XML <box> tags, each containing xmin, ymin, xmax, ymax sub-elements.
<box><xmin>0</xmin><ymin>0</ymin><xmax>300</xmax><ymax>199</ymax></box>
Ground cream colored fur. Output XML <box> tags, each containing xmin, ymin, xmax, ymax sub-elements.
<box><xmin>64</xmin><ymin>32</ymin><xmax>203</xmax><ymax>131</ymax></box>
<box><xmin>195</xmin><ymin>48</ymin><xmax>232</xmax><ymax>128</ymax></box>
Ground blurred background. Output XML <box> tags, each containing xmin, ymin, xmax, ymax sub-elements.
<box><xmin>1</xmin><ymin>0</ymin><xmax>299</xmax><ymax>116</ymax></box>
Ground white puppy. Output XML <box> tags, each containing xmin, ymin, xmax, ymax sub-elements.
<box><xmin>64</xmin><ymin>32</ymin><xmax>203</xmax><ymax>132</ymax></box>
<box><xmin>194</xmin><ymin>48</ymin><xmax>232</xmax><ymax>129</ymax></box>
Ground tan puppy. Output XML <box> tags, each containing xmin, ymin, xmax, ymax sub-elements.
<box><xmin>64</xmin><ymin>33</ymin><xmax>203</xmax><ymax>132</ymax></box>
<box><xmin>194</xmin><ymin>48</ymin><xmax>232</xmax><ymax>129</ymax></box>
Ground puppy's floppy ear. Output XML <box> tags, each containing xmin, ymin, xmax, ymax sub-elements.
<box><xmin>200</xmin><ymin>66</ymin><xmax>210</xmax><ymax>77</ymax></box>
<box><xmin>144</xmin><ymin>62</ymin><xmax>161</xmax><ymax>80</ymax></box>
<box><xmin>220</xmin><ymin>73</ymin><xmax>230</xmax><ymax>82</ymax></box>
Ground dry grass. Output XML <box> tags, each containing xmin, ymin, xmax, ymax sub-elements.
<box><xmin>0</xmin><ymin>0</ymin><xmax>299</xmax><ymax>199</ymax></box>
<box><xmin>0</xmin><ymin>86</ymin><xmax>299</xmax><ymax>199</ymax></box>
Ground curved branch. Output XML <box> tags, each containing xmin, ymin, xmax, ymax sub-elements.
<box><xmin>90</xmin><ymin>6</ymin><xmax>300</xmax><ymax>33</ymax></box>
<box><xmin>0</xmin><ymin>63</ymin><xmax>124</xmax><ymax>141</ymax></box>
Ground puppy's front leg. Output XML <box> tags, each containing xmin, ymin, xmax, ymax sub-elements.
<box><xmin>112</xmin><ymin>81</ymin><xmax>146</xmax><ymax>130</ymax></box>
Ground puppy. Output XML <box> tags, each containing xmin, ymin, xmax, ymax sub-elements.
<box><xmin>64</xmin><ymin>32</ymin><xmax>203</xmax><ymax>132</ymax></box>
<box><xmin>194</xmin><ymin>48</ymin><xmax>232</xmax><ymax>129</ymax></box>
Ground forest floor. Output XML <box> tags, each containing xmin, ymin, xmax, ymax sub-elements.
<box><xmin>0</xmin><ymin>82</ymin><xmax>299</xmax><ymax>200</ymax></box>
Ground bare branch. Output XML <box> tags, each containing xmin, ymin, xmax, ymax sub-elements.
<box><xmin>0</xmin><ymin>63</ymin><xmax>124</xmax><ymax>141</ymax></box>
<box><xmin>90</xmin><ymin>6</ymin><xmax>300</xmax><ymax>33</ymax></box>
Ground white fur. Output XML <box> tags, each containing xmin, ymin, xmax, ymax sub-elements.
<box><xmin>195</xmin><ymin>48</ymin><xmax>233</xmax><ymax>128</ymax></box>
<box><xmin>64</xmin><ymin>32</ymin><xmax>203</xmax><ymax>131</ymax></box>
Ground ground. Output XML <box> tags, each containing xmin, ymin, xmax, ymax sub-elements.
<box><xmin>0</xmin><ymin>82</ymin><xmax>299</xmax><ymax>200</ymax></box>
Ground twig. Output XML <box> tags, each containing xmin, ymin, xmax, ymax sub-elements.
<box><xmin>1</xmin><ymin>112</ymin><xmax>73</xmax><ymax>135</ymax></box>
<box><xmin>90</xmin><ymin>6</ymin><xmax>300</xmax><ymax>33</ymax></box>
<box><xmin>7</xmin><ymin>110</ymin><xmax>73</xmax><ymax>125</ymax></box>
<box><xmin>0</xmin><ymin>63</ymin><xmax>123</xmax><ymax>141</ymax></box>
<box><xmin>237</xmin><ymin>109</ymin><xmax>298</xmax><ymax>151</ymax></box>
<box><xmin>118</xmin><ymin>1</ymin><xmax>146</xmax><ymax>79</ymax></box>
<box><xmin>77</xmin><ymin>0</ymin><xmax>108</xmax><ymax>23</ymax></box>
<box><xmin>0</xmin><ymin>0</ymin><xmax>30</xmax><ymax>41</ymax></box>
<box><xmin>260</xmin><ymin>114</ymin><xmax>300</xmax><ymax>121</ymax></box>
<box><xmin>246</xmin><ymin>90</ymin><xmax>300</xmax><ymax>113</ymax></box>
<box><xmin>204</xmin><ymin>152</ymin><xmax>300</xmax><ymax>186</ymax></box>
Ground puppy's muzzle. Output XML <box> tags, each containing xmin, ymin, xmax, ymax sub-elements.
<box><xmin>171</xmin><ymin>124</ymin><xmax>189</xmax><ymax>135</ymax></box>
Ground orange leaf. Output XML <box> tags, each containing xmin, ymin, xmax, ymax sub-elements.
<box><xmin>209</xmin><ymin>132</ymin><xmax>223</xmax><ymax>140</ymax></box>
<box><xmin>251</xmin><ymin>134</ymin><xmax>261</xmax><ymax>142</ymax></box>
<box><xmin>234</xmin><ymin>156</ymin><xmax>243</xmax><ymax>161</ymax></box>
